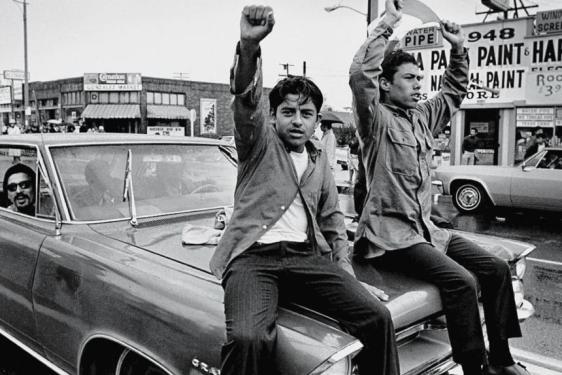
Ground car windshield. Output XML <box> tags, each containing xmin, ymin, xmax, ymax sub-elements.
<box><xmin>50</xmin><ymin>143</ymin><xmax>237</xmax><ymax>221</ymax></box>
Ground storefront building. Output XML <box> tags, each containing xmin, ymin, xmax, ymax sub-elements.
<box><xmin>20</xmin><ymin>73</ymin><xmax>234</xmax><ymax>137</ymax></box>
<box><xmin>403</xmin><ymin>9</ymin><xmax>562</xmax><ymax>166</ymax></box>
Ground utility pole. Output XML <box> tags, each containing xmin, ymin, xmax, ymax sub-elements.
<box><xmin>22</xmin><ymin>0</ymin><xmax>30</xmax><ymax>128</ymax></box>
<box><xmin>367</xmin><ymin>0</ymin><xmax>378</xmax><ymax>24</ymax></box>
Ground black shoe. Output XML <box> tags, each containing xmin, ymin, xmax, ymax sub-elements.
<box><xmin>484</xmin><ymin>362</ymin><xmax>530</xmax><ymax>375</ymax></box>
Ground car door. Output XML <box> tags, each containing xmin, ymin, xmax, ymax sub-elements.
<box><xmin>510</xmin><ymin>150</ymin><xmax>562</xmax><ymax>210</ymax></box>
<box><xmin>0</xmin><ymin>145</ymin><xmax>54</xmax><ymax>353</ymax></box>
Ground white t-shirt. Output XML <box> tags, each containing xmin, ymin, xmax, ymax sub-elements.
<box><xmin>258</xmin><ymin>149</ymin><xmax>309</xmax><ymax>244</ymax></box>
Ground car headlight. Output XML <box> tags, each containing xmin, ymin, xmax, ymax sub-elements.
<box><xmin>311</xmin><ymin>341</ymin><xmax>362</xmax><ymax>375</ymax></box>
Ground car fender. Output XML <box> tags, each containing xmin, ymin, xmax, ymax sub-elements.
<box><xmin>447</xmin><ymin>176</ymin><xmax>497</xmax><ymax>206</ymax></box>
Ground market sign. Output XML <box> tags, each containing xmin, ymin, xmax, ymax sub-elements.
<box><xmin>0</xmin><ymin>86</ymin><xmax>11</xmax><ymax>105</ymax></box>
<box><xmin>3</xmin><ymin>69</ymin><xmax>29</xmax><ymax>81</ymax></box>
<box><xmin>535</xmin><ymin>9</ymin><xmax>562</xmax><ymax>35</ymax></box>
<box><xmin>83</xmin><ymin>73</ymin><xmax>142</xmax><ymax>91</ymax></box>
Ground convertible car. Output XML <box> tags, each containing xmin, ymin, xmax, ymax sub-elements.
<box><xmin>0</xmin><ymin>134</ymin><xmax>535</xmax><ymax>375</ymax></box>
<box><xmin>434</xmin><ymin>147</ymin><xmax>562</xmax><ymax>214</ymax></box>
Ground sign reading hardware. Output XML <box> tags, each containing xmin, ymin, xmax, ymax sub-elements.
<box><xmin>84</xmin><ymin>73</ymin><xmax>142</xmax><ymax>91</ymax></box>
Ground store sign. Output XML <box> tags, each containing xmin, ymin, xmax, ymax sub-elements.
<box><xmin>0</xmin><ymin>86</ymin><xmax>11</xmax><ymax>104</ymax></box>
<box><xmin>83</xmin><ymin>73</ymin><xmax>142</xmax><ymax>91</ymax></box>
<box><xmin>525</xmin><ymin>70</ymin><xmax>562</xmax><ymax>104</ymax></box>
<box><xmin>401</xmin><ymin>26</ymin><xmax>442</xmax><ymax>50</ymax></box>
<box><xmin>406</xmin><ymin>18</ymin><xmax>562</xmax><ymax>106</ymax></box>
<box><xmin>516</xmin><ymin>107</ymin><xmax>555</xmax><ymax>127</ymax></box>
<box><xmin>3</xmin><ymin>69</ymin><xmax>29</xmax><ymax>81</ymax></box>
<box><xmin>147</xmin><ymin>126</ymin><xmax>184</xmax><ymax>137</ymax></box>
<box><xmin>535</xmin><ymin>9</ymin><xmax>562</xmax><ymax>35</ymax></box>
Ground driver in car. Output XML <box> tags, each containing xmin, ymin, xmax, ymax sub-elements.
<box><xmin>3</xmin><ymin>163</ymin><xmax>36</xmax><ymax>216</ymax></box>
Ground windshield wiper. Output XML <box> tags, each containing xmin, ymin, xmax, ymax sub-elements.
<box><xmin>122</xmin><ymin>149</ymin><xmax>138</xmax><ymax>226</ymax></box>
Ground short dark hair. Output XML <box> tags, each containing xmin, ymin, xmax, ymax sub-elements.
<box><xmin>381</xmin><ymin>49</ymin><xmax>418</xmax><ymax>83</ymax></box>
<box><xmin>3</xmin><ymin>163</ymin><xmax>36</xmax><ymax>197</ymax></box>
<box><xmin>269</xmin><ymin>76</ymin><xmax>323</xmax><ymax>114</ymax></box>
<box><xmin>470</xmin><ymin>128</ymin><xmax>478</xmax><ymax>133</ymax></box>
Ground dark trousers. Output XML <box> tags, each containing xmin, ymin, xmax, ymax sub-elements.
<box><xmin>221</xmin><ymin>241</ymin><xmax>399</xmax><ymax>375</ymax></box>
<box><xmin>370</xmin><ymin>234</ymin><xmax>521</xmax><ymax>364</ymax></box>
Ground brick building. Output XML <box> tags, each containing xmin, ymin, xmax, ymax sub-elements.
<box><xmin>21</xmin><ymin>73</ymin><xmax>235</xmax><ymax>137</ymax></box>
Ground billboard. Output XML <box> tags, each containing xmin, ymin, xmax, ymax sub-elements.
<box><xmin>535</xmin><ymin>9</ymin><xmax>562</xmax><ymax>35</ymax></box>
<box><xmin>3</xmin><ymin>69</ymin><xmax>29</xmax><ymax>81</ymax></box>
<box><xmin>403</xmin><ymin>18</ymin><xmax>562</xmax><ymax>105</ymax></box>
<box><xmin>200</xmin><ymin>98</ymin><xmax>217</xmax><ymax>134</ymax></box>
<box><xmin>83</xmin><ymin>73</ymin><xmax>142</xmax><ymax>91</ymax></box>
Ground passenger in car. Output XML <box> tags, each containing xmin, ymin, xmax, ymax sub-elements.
<box><xmin>209</xmin><ymin>5</ymin><xmax>399</xmax><ymax>375</ymax></box>
<box><xmin>73</xmin><ymin>159</ymin><xmax>119</xmax><ymax>207</ymax></box>
<box><xmin>2</xmin><ymin>163</ymin><xmax>36</xmax><ymax>216</ymax></box>
<box><xmin>349</xmin><ymin>1</ymin><xmax>527</xmax><ymax>375</ymax></box>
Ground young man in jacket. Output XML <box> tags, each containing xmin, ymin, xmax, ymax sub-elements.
<box><xmin>210</xmin><ymin>5</ymin><xmax>399</xmax><ymax>375</ymax></box>
<box><xmin>349</xmin><ymin>1</ymin><xmax>526</xmax><ymax>374</ymax></box>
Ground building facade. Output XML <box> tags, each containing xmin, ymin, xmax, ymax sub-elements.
<box><xmin>2</xmin><ymin>74</ymin><xmax>236</xmax><ymax>137</ymax></box>
<box><xmin>403</xmin><ymin>10</ymin><xmax>562</xmax><ymax>166</ymax></box>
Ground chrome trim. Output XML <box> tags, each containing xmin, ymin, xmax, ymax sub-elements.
<box><xmin>405</xmin><ymin>357</ymin><xmax>457</xmax><ymax>375</ymax></box>
<box><xmin>309</xmin><ymin>340</ymin><xmax>363</xmax><ymax>375</ymax></box>
<box><xmin>115</xmin><ymin>348</ymin><xmax>131</xmax><ymax>375</ymax></box>
<box><xmin>43</xmin><ymin>143</ymin><xmax>72</xmax><ymax>220</ymax></box>
<box><xmin>0</xmin><ymin>326</ymin><xmax>70</xmax><ymax>375</ymax></box>
<box><xmin>37</xmin><ymin>149</ymin><xmax>62</xmax><ymax>235</ymax></box>
<box><xmin>449</xmin><ymin>176</ymin><xmax>496</xmax><ymax>206</ymax></box>
<box><xmin>77</xmin><ymin>333</ymin><xmax>173</xmax><ymax>375</ymax></box>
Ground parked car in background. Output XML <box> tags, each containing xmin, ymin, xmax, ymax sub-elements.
<box><xmin>0</xmin><ymin>134</ymin><xmax>535</xmax><ymax>375</ymax></box>
<box><xmin>434</xmin><ymin>147</ymin><xmax>562</xmax><ymax>214</ymax></box>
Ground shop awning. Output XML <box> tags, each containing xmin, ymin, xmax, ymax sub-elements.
<box><xmin>82</xmin><ymin>104</ymin><xmax>140</xmax><ymax>119</ymax></box>
<box><xmin>147</xmin><ymin>105</ymin><xmax>190</xmax><ymax>120</ymax></box>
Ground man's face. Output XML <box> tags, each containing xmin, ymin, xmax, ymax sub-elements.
<box><xmin>273</xmin><ymin>94</ymin><xmax>319</xmax><ymax>153</ymax></box>
<box><xmin>383</xmin><ymin>63</ymin><xmax>423</xmax><ymax>109</ymax></box>
<box><xmin>470</xmin><ymin>129</ymin><xmax>477</xmax><ymax>136</ymax></box>
<box><xmin>6</xmin><ymin>172</ymin><xmax>35</xmax><ymax>213</ymax></box>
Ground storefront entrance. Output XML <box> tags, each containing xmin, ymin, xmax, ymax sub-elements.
<box><xmin>464</xmin><ymin>109</ymin><xmax>500</xmax><ymax>165</ymax></box>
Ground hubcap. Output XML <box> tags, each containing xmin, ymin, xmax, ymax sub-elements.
<box><xmin>458</xmin><ymin>187</ymin><xmax>480</xmax><ymax>209</ymax></box>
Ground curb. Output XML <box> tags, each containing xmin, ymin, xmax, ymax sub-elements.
<box><xmin>512</xmin><ymin>348</ymin><xmax>562</xmax><ymax>374</ymax></box>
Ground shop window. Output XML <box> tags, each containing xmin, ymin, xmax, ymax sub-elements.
<box><xmin>99</xmin><ymin>92</ymin><xmax>109</xmax><ymax>103</ymax></box>
<box><xmin>130</xmin><ymin>92</ymin><xmax>139</xmax><ymax>103</ymax></box>
<box><xmin>154</xmin><ymin>93</ymin><xmax>162</xmax><ymax>105</ymax></box>
<box><xmin>109</xmin><ymin>92</ymin><xmax>119</xmax><ymax>104</ymax></box>
<box><xmin>170</xmin><ymin>94</ymin><xmax>178</xmax><ymax>106</ymax></box>
<box><xmin>178</xmin><ymin>94</ymin><xmax>185</xmax><ymax>106</ymax></box>
<box><xmin>119</xmin><ymin>92</ymin><xmax>129</xmax><ymax>104</ymax></box>
<box><xmin>162</xmin><ymin>93</ymin><xmax>170</xmax><ymax>105</ymax></box>
<box><xmin>147</xmin><ymin>92</ymin><xmax>154</xmax><ymax>104</ymax></box>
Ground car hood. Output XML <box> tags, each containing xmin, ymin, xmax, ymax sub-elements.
<box><xmin>89</xmin><ymin>212</ymin><xmax>534</xmax><ymax>332</ymax></box>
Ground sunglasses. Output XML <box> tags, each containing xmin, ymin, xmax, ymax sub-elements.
<box><xmin>6</xmin><ymin>180</ymin><xmax>32</xmax><ymax>192</ymax></box>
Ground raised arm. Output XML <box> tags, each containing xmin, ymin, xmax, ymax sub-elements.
<box><xmin>230</xmin><ymin>6</ymin><xmax>275</xmax><ymax>160</ymax></box>
<box><xmin>417</xmin><ymin>20</ymin><xmax>469</xmax><ymax>136</ymax></box>
<box><xmin>349</xmin><ymin>0</ymin><xmax>402</xmax><ymax>141</ymax></box>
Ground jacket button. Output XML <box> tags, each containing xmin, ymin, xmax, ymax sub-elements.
<box><xmin>262</xmin><ymin>225</ymin><xmax>267</xmax><ymax>229</ymax></box>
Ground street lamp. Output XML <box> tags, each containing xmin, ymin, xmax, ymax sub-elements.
<box><xmin>324</xmin><ymin>1</ymin><xmax>378</xmax><ymax>25</ymax></box>
<box><xmin>324</xmin><ymin>4</ymin><xmax>367</xmax><ymax>17</ymax></box>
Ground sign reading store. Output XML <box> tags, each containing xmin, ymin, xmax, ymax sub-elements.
<box><xmin>84</xmin><ymin>73</ymin><xmax>142</xmax><ymax>91</ymax></box>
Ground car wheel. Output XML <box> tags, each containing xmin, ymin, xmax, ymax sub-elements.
<box><xmin>453</xmin><ymin>183</ymin><xmax>487</xmax><ymax>213</ymax></box>
<box><xmin>116</xmin><ymin>349</ymin><xmax>166</xmax><ymax>375</ymax></box>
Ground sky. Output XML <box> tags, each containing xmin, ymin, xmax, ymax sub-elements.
<box><xmin>0</xmin><ymin>0</ymin><xmax>560</xmax><ymax>110</ymax></box>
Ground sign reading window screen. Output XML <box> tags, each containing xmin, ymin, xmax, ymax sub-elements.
<box><xmin>200</xmin><ymin>98</ymin><xmax>217</xmax><ymax>134</ymax></box>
